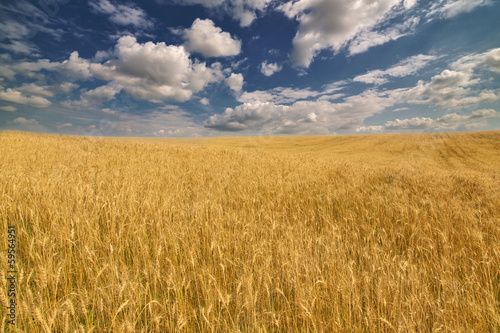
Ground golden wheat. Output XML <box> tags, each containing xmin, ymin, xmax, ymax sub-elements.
<box><xmin>0</xmin><ymin>130</ymin><xmax>499</xmax><ymax>332</ymax></box>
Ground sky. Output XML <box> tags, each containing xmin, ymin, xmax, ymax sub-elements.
<box><xmin>0</xmin><ymin>0</ymin><xmax>499</xmax><ymax>137</ymax></box>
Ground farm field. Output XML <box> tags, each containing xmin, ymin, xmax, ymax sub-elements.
<box><xmin>1</xmin><ymin>130</ymin><xmax>500</xmax><ymax>332</ymax></box>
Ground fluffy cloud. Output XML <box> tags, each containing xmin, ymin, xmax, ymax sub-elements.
<box><xmin>354</xmin><ymin>126</ymin><xmax>384</xmax><ymax>133</ymax></box>
<box><xmin>16</xmin><ymin>83</ymin><xmax>55</xmax><ymax>97</ymax></box>
<box><xmin>354</xmin><ymin>54</ymin><xmax>438</xmax><ymax>85</ymax></box>
<box><xmin>90</xmin><ymin>0</ymin><xmax>152</xmax><ymax>29</ymax></box>
<box><xmin>184</xmin><ymin>19</ymin><xmax>241</xmax><ymax>57</ymax></box>
<box><xmin>0</xmin><ymin>106</ymin><xmax>16</xmax><ymax>112</ymax></box>
<box><xmin>357</xmin><ymin>109</ymin><xmax>498</xmax><ymax>133</ymax></box>
<box><xmin>200</xmin><ymin>97</ymin><xmax>210</xmax><ymax>105</ymax></box>
<box><xmin>405</xmin><ymin>48</ymin><xmax>500</xmax><ymax>108</ymax></box>
<box><xmin>0</xmin><ymin>88</ymin><xmax>51</xmax><ymax>108</ymax></box>
<box><xmin>279</xmin><ymin>0</ymin><xmax>491</xmax><ymax>67</ymax></box>
<box><xmin>3</xmin><ymin>35</ymin><xmax>238</xmax><ymax>105</ymax></box>
<box><xmin>11</xmin><ymin>117</ymin><xmax>47</xmax><ymax>132</ymax></box>
<box><xmin>205</xmin><ymin>101</ymin><xmax>287</xmax><ymax>131</ymax></box>
<box><xmin>225</xmin><ymin>73</ymin><xmax>244</xmax><ymax>92</ymax></box>
<box><xmin>205</xmin><ymin>86</ymin><xmax>401</xmax><ymax>134</ymax></box>
<box><xmin>89</xmin><ymin>36</ymin><xmax>224</xmax><ymax>102</ymax></box>
<box><xmin>72</xmin><ymin>83</ymin><xmax>123</xmax><ymax>107</ymax></box>
<box><xmin>483</xmin><ymin>48</ymin><xmax>500</xmax><ymax>73</ymax></box>
<box><xmin>279</xmin><ymin>0</ymin><xmax>402</xmax><ymax>67</ymax></box>
<box><xmin>260</xmin><ymin>61</ymin><xmax>282</xmax><ymax>76</ymax></box>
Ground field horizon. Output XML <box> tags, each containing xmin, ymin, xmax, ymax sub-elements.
<box><xmin>1</xmin><ymin>130</ymin><xmax>499</xmax><ymax>332</ymax></box>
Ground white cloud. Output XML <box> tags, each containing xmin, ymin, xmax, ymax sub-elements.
<box><xmin>52</xmin><ymin>82</ymin><xmax>79</xmax><ymax>95</ymax></box>
<box><xmin>205</xmin><ymin>86</ymin><xmax>401</xmax><ymax>134</ymax></box>
<box><xmin>354</xmin><ymin>54</ymin><xmax>438</xmax><ymax>85</ymax></box>
<box><xmin>0</xmin><ymin>105</ymin><xmax>16</xmax><ymax>112</ymax></box>
<box><xmin>348</xmin><ymin>16</ymin><xmax>420</xmax><ymax>56</ymax></box>
<box><xmin>200</xmin><ymin>97</ymin><xmax>210</xmax><ymax>105</ymax></box>
<box><xmin>225</xmin><ymin>73</ymin><xmax>244</xmax><ymax>92</ymax></box>
<box><xmin>355</xmin><ymin>126</ymin><xmax>384</xmax><ymax>133</ymax></box>
<box><xmin>0</xmin><ymin>88</ymin><xmax>51</xmax><ymax>108</ymax></box>
<box><xmin>384</xmin><ymin>117</ymin><xmax>434</xmax><ymax>129</ymax></box>
<box><xmin>11</xmin><ymin>51</ymin><xmax>92</xmax><ymax>82</ymax></box>
<box><xmin>410</xmin><ymin>75</ymin><xmax>497</xmax><ymax>108</ymax></box>
<box><xmin>89</xmin><ymin>36</ymin><xmax>224</xmax><ymax>102</ymax></box>
<box><xmin>279</xmin><ymin>0</ymin><xmax>491</xmax><ymax>67</ymax></box>
<box><xmin>184</xmin><ymin>19</ymin><xmax>241</xmax><ymax>57</ymax></box>
<box><xmin>17</xmin><ymin>83</ymin><xmax>54</xmax><ymax>97</ymax></box>
<box><xmin>405</xmin><ymin>48</ymin><xmax>500</xmax><ymax>109</ymax></box>
<box><xmin>0</xmin><ymin>2</ymin><xmax>64</xmax><ymax>54</ymax></box>
<box><xmin>239</xmin><ymin>86</ymin><xmax>324</xmax><ymax>104</ymax></box>
<box><xmin>260</xmin><ymin>61</ymin><xmax>282</xmax><ymax>76</ymax></box>
<box><xmin>205</xmin><ymin>101</ymin><xmax>287</xmax><ymax>131</ymax></box>
<box><xmin>5</xmin><ymin>35</ymin><xmax>233</xmax><ymax>104</ymax></box>
<box><xmin>356</xmin><ymin>109</ymin><xmax>498</xmax><ymax>133</ymax></box>
<box><xmin>11</xmin><ymin>117</ymin><xmax>46</xmax><ymax>132</ymax></box>
<box><xmin>0</xmin><ymin>40</ymin><xmax>38</xmax><ymax>55</ymax></box>
<box><xmin>279</xmin><ymin>0</ymin><xmax>402</xmax><ymax>67</ymax></box>
<box><xmin>73</xmin><ymin>83</ymin><xmax>123</xmax><ymax>107</ymax></box>
<box><xmin>428</xmin><ymin>0</ymin><xmax>491</xmax><ymax>19</ymax></box>
<box><xmin>480</xmin><ymin>48</ymin><xmax>500</xmax><ymax>74</ymax></box>
<box><xmin>90</xmin><ymin>0</ymin><xmax>152</xmax><ymax>29</ymax></box>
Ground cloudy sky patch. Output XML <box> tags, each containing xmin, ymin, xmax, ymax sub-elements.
<box><xmin>0</xmin><ymin>0</ymin><xmax>498</xmax><ymax>136</ymax></box>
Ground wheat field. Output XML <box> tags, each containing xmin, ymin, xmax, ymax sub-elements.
<box><xmin>1</xmin><ymin>130</ymin><xmax>499</xmax><ymax>332</ymax></box>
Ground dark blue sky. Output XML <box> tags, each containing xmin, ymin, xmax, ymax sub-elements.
<box><xmin>0</xmin><ymin>0</ymin><xmax>499</xmax><ymax>136</ymax></box>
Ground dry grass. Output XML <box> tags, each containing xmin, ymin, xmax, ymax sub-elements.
<box><xmin>1</xmin><ymin>130</ymin><xmax>499</xmax><ymax>332</ymax></box>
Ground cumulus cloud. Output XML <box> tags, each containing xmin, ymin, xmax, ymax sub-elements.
<box><xmin>0</xmin><ymin>105</ymin><xmax>16</xmax><ymax>112</ymax></box>
<box><xmin>205</xmin><ymin>101</ymin><xmax>287</xmax><ymax>131</ymax></box>
<box><xmin>0</xmin><ymin>88</ymin><xmax>51</xmax><ymax>108</ymax></box>
<box><xmin>90</xmin><ymin>0</ymin><xmax>152</xmax><ymax>29</ymax></box>
<box><xmin>71</xmin><ymin>83</ymin><xmax>123</xmax><ymax>107</ymax></box>
<box><xmin>205</xmin><ymin>86</ymin><xmax>402</xmax><ymax>134</ymax></box>
<box><xmin>279</xmin><ymin>0</ymin><xmax>491</xmax><ymax>67</ymax></box>
<box><xmin>184</xmin><ymin>19</ymin><xmax>241</xmax><ymax>57</ymax></box>
<box><xmin>404</xmin><ymin>49</ymin><xmax>500</xmax><ymax>108</ymax></box>
<box><xmin>89</xmin><ymin>36</ymin><xmax>224</xmax><ymax>102</ymax></box>
<box><xmin>16</xmin><ymin>83</ymin><xmax>54</xmax><ymax>97</ymax></box>
<box><xmin>356</xmin><ymin>109</ymin><xmax>498</xmax><ymax>133</ymax></box>
<box><xmin>279</xmin><ymin>0</ymin><xmax>402</xmax><ymax>67</ymax></box>
<box><xmin>4</xmin><ymin>35</ymin><xmax>241</xmax><ymax>105</ymax></box>
<box><xmin>355</xmin><ymin>126</ymin><xmax>384</xmax><ymax>133</ymax></box>
<box><xmin>200</xmin><ymin>97</ymin><xmax>210</xmax><ymax>105</ymax></box>
<box><xmin>354</xmin><ymin>54</ymin><xmax>438</xmax><ymax>85</ymax></box>
<box><xmin>51</xmin><ymin>82</ymin><xmax>79</xmax><ymax>95</ymax></box>
<box><xmin>11</xmin><ymin>117</ymin><xmax>46</xmax><ymax>132</ymax></box>
<box><xmin>225</xmin><ymin>73</ymin><xmax>244</xmax><ymax>92</ymax></box>
<box><xmin>260</xmin><ymin>61</ymin><xmax>282</xmax><ymax>76</ymax></box>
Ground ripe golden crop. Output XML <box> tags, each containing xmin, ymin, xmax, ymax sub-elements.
<box><xmin>1</xmin><ymin>130</ymin><xmax>499</xmax><ymax>332</ymax></box>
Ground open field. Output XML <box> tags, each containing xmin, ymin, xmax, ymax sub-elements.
<box><xmin>1</xmin><ymin>130</ymin><xmax>500</xmax><ymax>332</ymax></box>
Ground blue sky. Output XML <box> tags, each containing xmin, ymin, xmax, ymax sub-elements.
<box><xmin>0</xmin><ymin>0</ymin><xmax>499</xmax><ymax>137</ymax></box>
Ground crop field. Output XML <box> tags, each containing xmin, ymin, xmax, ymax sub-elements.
<box><xmin>1</xmin><ymin>130</ymin><xmax>500</xmax><ymax>332</ymax></box>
